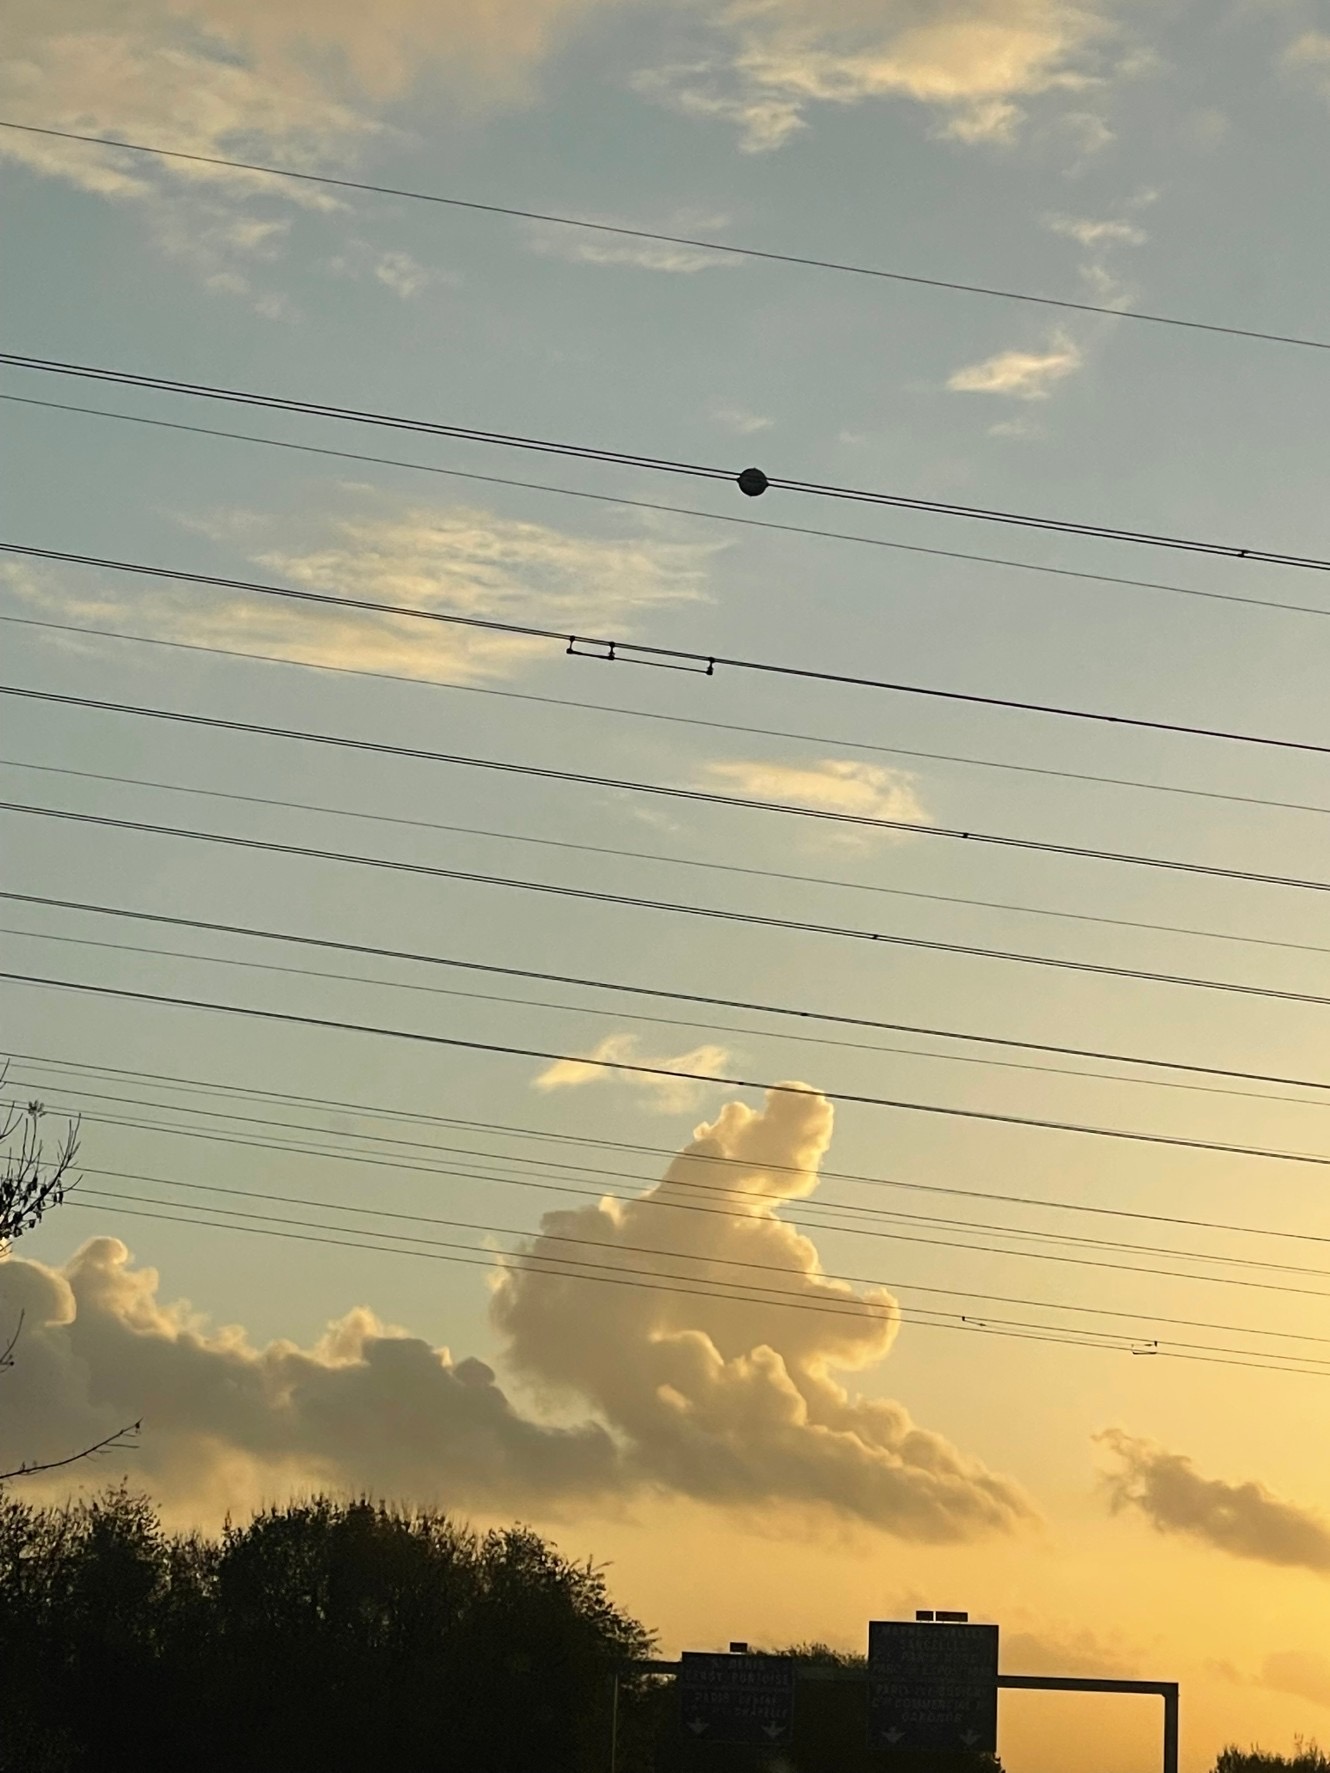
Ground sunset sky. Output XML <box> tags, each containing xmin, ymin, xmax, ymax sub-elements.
<box><xmin>5</xmin><ymin>2</ymin><xmax>1330</xmax><ymax>1767</ymax></box>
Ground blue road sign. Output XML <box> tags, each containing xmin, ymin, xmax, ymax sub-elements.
<box><xmin>868</xmin><ymin>1621</ymin><xmax>999</xmax><ymax>1754</ymax></box>
<box><xmin>677</xmin><ymin>1652</ymin><xmax>796</xmax><ymax>1748</ymax></box>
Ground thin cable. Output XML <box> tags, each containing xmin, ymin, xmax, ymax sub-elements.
<box><xmin>8</xmin><ymin>797</ymin><xmax>1330</xmax><ymax>1010</ymax></box>
<box><xmin>37</xmin><ymin>1101</ymin><xmax>1330</xmax><ymax>1300</ymax></box>
<box><xmin>7</xmin><ymin>540</ymin><xmax>1330</xmax><ymax>757</ymax></box>
<box><xmin>9</xmin><ymin>967</ymin><xmax>1330</xmax><ymax>1167</ymax></box>
<box><xmin>12</xmin><ymin>391</ymin><xmax>1330</xmax><ymax>628</ymax></box>
<box><xmin>5</xmin><ymin>121</ymin><xmax>1327</xmax><ymax>354</ymax></box>
<box><xmin>10</xmin><ymin>756</ymin><xmax>1330</xmax><ymax>961</ymax></box>
<box><xmin>6</xmin><ymin>354</ymin><xmax>1330</xmax><ymax>572</ymax></box>
<box><xmin>66</xmin><ymin>1173</ymin><xmax>1330</xmax><ymax>1365</ymax></box>
<box><xmin>19</xmin><ymin>1044</ymin><xmax>1330</xmax><ymax>1246</ymax></box>
<box><xmin>7</xmin><ymin>682</ymin><xmax>1330</xmax><ymax>894</ymax></box>
<box><xmin>59</xmin><ymin>1196</ymin><xmax>1330</xmax><ymax>1377</ymax></box>
<box><xmin>15</xmin><ymin>920</ymin><xmax>1330</xmax><ymax>1114</ymax></box>
<box><xmin>9</xmin><ymin>603</ymin><xmax>1330</xmax><ymax>818</ymax></box>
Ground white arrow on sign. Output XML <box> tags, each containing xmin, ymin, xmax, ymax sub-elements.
<box><xmin>883</xmin><ymin>1728</ymin><xmax>905</xmax><ymax>1745</ymax></box>
<box><xmin>960</xmin><ymin>1730</ymin><xmax>981</xmax><ymax>1747</ymax></box>
<box><xmin>762</xmin><ymin>1723</ymin><xmax>787</xmax><ymax>1740</ymax></box>
<box><xmin>688</xmin><ymin>1719</ymin><xmax>709</xmax><ymax>1736</ymax></box>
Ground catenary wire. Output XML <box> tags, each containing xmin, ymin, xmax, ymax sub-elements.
<box><xmin>9</xmin><ymin>615</ymin><xmax>1330</xmax><ymax>826</ymax></box>
<box><xmin>9</xmin><ymin>968</ymin><xmax>1330</xmax><ymax>1168</ymax></box>
<box><xmin>8</xmin><ymin>796</ymin><xmax>1330</xmax><ymax>1010</ymax></box>
<box><xmin>12</xmin><ymin>919</ymin><xmax>1330</xmax><ymax>1117</ymax></box>
<box><xmin>63</xmin><ymin>1172</ymin><xmax>1330</xmax><ymax>1365</ymax></box>
<box><xmin>8</xmin><ymin>682</ymin><xmax>1330</xmax><ymax>892</ymax></box>
<box><xmin>3</xmin><ymin>120</ymin><xmax>1326</xmax><ymax>354</ymax></box>
<box><xmin>58</xmin><ymin>1195</ymin><xmax>1330</xmax><ymax>1378</ymax></box>
<box><xmin>22</xmin><ymin>1079</ymin><xmax>1330</xmax><ymax>1285</ymax></box>
<box><xmin>8</xmin><ymin>888</ymin><xmax>1330</xmax><ymax>1096</ymax></box>
<box><xmin>7</xmin><ymin>357</ymin><xmax>1330</xmax><ymax>575</ymax></box>
<box><xmin>7</xmin><ymin>540</ymin><xmax>1330</xmax><ymax>759</ymax></box>
<box><xmin>34</xmin><ymin>1099</ymin><xmax>1330</xmax><ymax>1301</ymax></box>
<box><xmin>17</xmin><ymin>1045</ymin><xmax>1330</xmax><ymax>1248</ymax></box>
<box><xmin>6</xmin><ymin>756</ymin><xmax>1330</xmax><ymax>961</ymax></box>
<box><xmin>11</xmin><ymin>392</ymin><xmax>1330</xmax><ymax>629</ymax></box>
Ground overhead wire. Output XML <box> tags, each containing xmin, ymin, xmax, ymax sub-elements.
<box><xmin>8</xmin><ymin>888</ymin><xmax>1330</xmax><ymax>1094</ymax></box>
<box><xmin>3</xmin><ymin>120</ymin><xmax>1326</xmax><ymax>355</ymax></box>
<box><xmin>59</xmin><ymin>1169</ymin><xmax>1330</xmax><ymax>1367</ymax></box>
<box><xmin>11</xmin><ymin>391</ymin><xmax>1330</xmax><ymax>629</ymax></box>
<box><xmin>7</xmin><ymin>682</ymin><xmax>1330</xmax><ymax>892</ymax></box>
<box><xmin>7</xmin><ymin>540</ymin><xmax>1330</xmax><ymax>758</ymax></box>
<box><xmin>13</xmin><ymin>757</ymin><xmax>1330</xmax><ymax>958</ymax></box>
<box><xmin>7</xmin><ymin>796</ymin><xmax>1330</xmax><ymax>1008</ymax></box>
<box><xmin>6</xmin><ymin>356</ymin><xmax>1330</xmax><ymax>574</ymax></box>
<box><xmin>17</xmin><ymin>1045</ymin><xmax>1330</xmax><ymax>1247</ymax></box>
<box><xmin>8</xmin><ymin>967</ymin><xmax>1330</xmax><ymax>1167</ymax></box>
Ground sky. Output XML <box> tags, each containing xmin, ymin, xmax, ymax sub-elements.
<box><xmin>4</xmin><ymin>1</ymin><xmax>1330</xmax><ymax>1767</ymax></box>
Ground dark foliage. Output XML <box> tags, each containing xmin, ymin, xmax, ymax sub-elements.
<box><xmin>0</xmin><ymin>1487</ymin><xmax>653</xmax><ymax>1773</ymax></box>
<box><xmin>1215</xmin><ymin>1745</ymin><xmax>1330</xmax><ymax>1772</ymax></box>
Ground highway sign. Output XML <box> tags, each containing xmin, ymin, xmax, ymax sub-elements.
<box><xmin>867</xmin><ymin>1621</ymin><xmax>999</xmax><ymax>1754</ymax></box>
<box><xmin>677</xmin><ymin>1652</ymin><xmax>796</xmax><ymax>1747</ymax></box>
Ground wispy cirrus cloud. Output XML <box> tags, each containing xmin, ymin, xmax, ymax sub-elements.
<box><xmin>634</xmin><ymin>0</ymin><xmax>1123</xmax><ymax>154</ymax></box>
<box><xmin>947</xmin><ymin>331</ymin><xmax>1084</xmax><ymax>400</ymax></box>
<box><xmin>698</xmin><ymin>757</ymin><xmax>930</xmax><ymax>828</ymax></box>
<box><xmin>3</xmin><ymin>491</ymin><xmax>719</xmax><ymax>686</ymax></box>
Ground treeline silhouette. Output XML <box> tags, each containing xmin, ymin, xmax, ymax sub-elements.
<box><xmin>1216</xmin><ymin>1747</ymin><xmax>1330</xmax><ymax>1772</ymax></box>
<box><xmin>0</xmin><ymin>1487</ymin><xmax>650</xmax><ymax>1772</ymax></box>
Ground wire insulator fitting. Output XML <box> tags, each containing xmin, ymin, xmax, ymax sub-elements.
<box><xmin>737</xmin><ymin>466</ymin><xmax>769</xmax><ymax>498</ymax></box>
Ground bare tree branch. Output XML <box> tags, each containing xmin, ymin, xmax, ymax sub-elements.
<box><xmin>0</xmin><ymin>1419</ymin><xmax>142</xmax><ymax>1483</ymax></box>
<box><xmin>0</xmin><ymin>1079</ymin><xmax>82</xmax><ymax>1250</ymax></box>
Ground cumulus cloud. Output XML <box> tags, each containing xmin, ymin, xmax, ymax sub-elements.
<box><xmin>5</xmin><ymin>493</ymin><xmax>718</xmax><ymax>685</ymax></box>
<box><xmin>635</xmin><ymin>0</ymin><xmax>1118</xmax><ymax>153</ymax></box>
<box><xmin>0</xmin><ymin>1091</ymin><xmax>1032</xmax><ymax>1539</ymax></box>
<box><xmin>493</xmin><ymin>1088</ymin><xmax>1036</xmax><ymax>1536</ymax></box>
<box><xmin>698</xmin><ymin>757</ymin><xmax>930</xmax><ymax>840</ymax></box>
<box><xmin>0</xmin><ymin>1238</ymin><xmax>623</xmax><ymax>1521</ymax></box>
<box><xmin>947</xmin><ymin>331</ymin><xmax>1083</xmax><ymax>399</ymax></box>
<box><xmin>533</xmin><ymin>1033</ymin><xmax>734</xmax><ymax>1113</ymax></box>
<box><xmin>1097</xmin><ymin>1430</ymin><xmax>1330</xmax><ymax>1573</ymax></box>
<box><xmin>0</xmin><ymin>0</ymin><xmax>615</xmax><ymax>293</ymax></box>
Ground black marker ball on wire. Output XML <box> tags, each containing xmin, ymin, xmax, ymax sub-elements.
<box><xmin>737</xmin><ymin>466</ymin><xmax>768</xmax><ymax>498</ymax></box>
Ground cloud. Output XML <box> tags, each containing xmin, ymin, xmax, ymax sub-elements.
<box><xmin>710</xmin><ymin>404</ymin><xmax>774</xmax><ymax>435</ymax></box>
<box><xmin>947</xmin><ymin>331</ymin><xmax>1083</xmax><ymax>399</ymax></box>
<box><xmin>0</xmin><ymin>0</ymin><xmax>616</xmax><ymax>291</ymax></box>
<box><xmin>1261</xmin><ymin>1651</ymin><xmax>1330</xmax><ymax>1711</ymax></box>
<box><xmin>493</xmin><ymin>1088</ymin><xmax>1037</xmax><ymax>1537</ymax></box>
<box><xmin>1096</xmin><ymin>1430</ymin><xmax>1330</xmax><ymax>1573</ymax></box>
<box><xmin>5</xmin><ymin>493</ymin><xmax>718</xmax><ymax>686</ymax></box>
<box><xmin>523</xmin><ymin>213</ymin><xmax>740</xmax><ymax>275</ymax></box>
<box><xmin>533</xmin><ymin>1033</ymin><xmax>734</xmax><ymax>1113</ymax></box>
<box><xmin>2</xmin><ymin>1092</ymin><xmax>1034</xmax><ymax>1539</ymax></box>
<box><xmin>0</xmin><ymin>1238</ymin><xmax>624</xmax><ymax>1521</ymax></box>
<box><xmin>1285</xmin><ymin>30</ymin><xmax>1330</xmax><ymax>101</ymax></box>
<box><xmin>635</xmin><ymin>0</ymin><xmax>1118</xmax><ymax>153</ymax></box>
<box><xmin>697</xmin><ymin>757</ymin><xmax>931</xmax><ymax>839</ymax></box>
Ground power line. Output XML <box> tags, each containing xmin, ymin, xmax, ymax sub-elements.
<box><xmin>63</xmin><ymin>1167</ymin><xmax>1330</xmax><ymax>1363</ymax></box>
<box><xmin>2</xmin><ymin>120</ymin><xmax>1327</xmax><ymax>356</ymax></box>
<box><xmin>8</xmin><ymin>540</ymin><xmax>1330</xmax><ymax>757</ymax></box>
<box><xmin>8</xmin><ymin>967</ymin><xmax>1330</xmax><ymax>1167</ymax></box>
<box><xmin>9</xmin><ymin>797</ymin><xmax>1330</xmax><ymax>1008</ymax></box>
<box><xmin>9</xmin><ymin>619</ymin><xmax>1330</xmax><ymax>828</ymax></box>
<box><xmin>14</xmin><ymin>918</ymin><xmax>1330</xmax><ymax>1114</ymax></box>
<box><xmin>76</xmin><ymin>1193</ymin><xmax>1319</xmax><ymax>1374</ymax></box>
<box><xmin>11</xmin><ymin>391</ymin><xmax>1330</xmax><ymax>628</ymax></box>
<box><xmin>8</xmin><ymin>682</ymin><xmax>1330</xmax><ymax>894</ymax></box>
<box><xmin>4</xmin><ymin>354</ymin><xmax>1330</xmax><ymax>574</ymax></box>
<box><xmin>18</xmin><ymin>1045</ymin><xmax>1330</xmax><ymax>1246</ymax></box>
<box><xmin>8</xmin><ymin>757</ymin><xmax>1330</xmax><ymax>960</ymax></box>
<box><xmin>8</xmin><ymin>889</ymin><xmax>1330</xmax><ymax>1094</ymax></box>
<box><xmin>24</xmin><ymin>1078</ymin><xmax>1330</xmax><ymax>1285</ymax></box>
